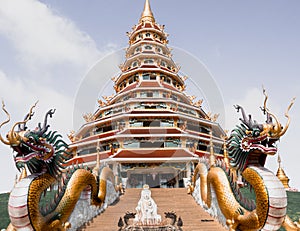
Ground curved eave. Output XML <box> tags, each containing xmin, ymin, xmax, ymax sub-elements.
<box><xmin>75</xmin><ymin>106</ymin><xmax>221</xmax><ymax>139</ymax></box>
<box><xmin>94</xmin><ymin>97</ymin><xmax>207</xmax><ymax>120</ymax></box>
<box><xmin>129</xmin><ymin>26</ymin><xmax>167</xmax><ymax>43</ymax></box>
<box><xmin>111</xmin><ymin>148</ymin><xmax>198</xmax><ymax>159</ymax></box>
<box><xmin>126</xmin><ymin>40</ymin><xmax>171</xmax><ymax>56</ymax></box>
<box><xmin>115</xmin><ymin>66</ymin><xmax>183</xmax><ymax>86</ymax></box>
<box><xmin>69</xmin><ymin>130</ymin><xmax>224</xmax><ymax>149</ymax></box>
<box><xmin>108</xmin><ymin>85</ymin><xmax>189</xmax><ymax>106</ymax></box>
<box><xmin>67</xmin><ymin>148</ymin><xmax>225</xmax><ymax>166</ymax></box>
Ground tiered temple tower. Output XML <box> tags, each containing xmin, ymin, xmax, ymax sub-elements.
<box><xmin>69</xmin><ymin>0</ymin><xmax>225</xmax><ymax>188</ymax></box>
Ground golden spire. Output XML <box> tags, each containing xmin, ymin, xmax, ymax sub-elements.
<box><xmin>139</xmin><ymin>0</ymin><xmax>155</xmax><ymax>23</ymax></box>
<box><xmin>276</xmin><ymin>153</ymin><xmax>290</xmax><ymax>189</ymax></box>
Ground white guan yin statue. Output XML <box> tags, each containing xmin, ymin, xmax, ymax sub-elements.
<box><xmin>134</xmin><ymin>184</ymin><xmax>162</xmax><ymax>225</ymax></box>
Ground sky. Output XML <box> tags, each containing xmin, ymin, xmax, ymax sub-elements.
<box><xmin>0</xmin><ymin>0</ymin><xmax>299</xmax><ymax>193</ymax></box>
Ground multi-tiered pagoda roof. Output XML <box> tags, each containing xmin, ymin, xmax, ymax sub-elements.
<box><xmin>68</xmin><ymin>0</ymin><xmax>225</xmax><ymax>188</ymax></box>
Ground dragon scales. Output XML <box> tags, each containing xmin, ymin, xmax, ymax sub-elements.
<box><xmin>0</xmin><ymin>102</ymin><xmax>121</xmax><ymax>231</ymax></box>
<box><xmin>189</xmin><ymin>89</ymin><xmax>300</xmax><ymax>231</ymax></box>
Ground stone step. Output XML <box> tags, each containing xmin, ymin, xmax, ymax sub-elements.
<box><xmin>83</xmin><ymin>188</ymin><xmax>226</xmax><ymax>231</ymax></box>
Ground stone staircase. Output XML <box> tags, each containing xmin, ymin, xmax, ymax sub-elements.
<box><xmin>83</xmin><ymin>188</ymin><xmax>227</xmax><ymax>231</ymax></box>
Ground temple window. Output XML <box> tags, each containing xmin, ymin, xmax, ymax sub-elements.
<box><xmin>214</xmin><ymin>145</ymin><xmax>222</xmax><ymax>154</ymax></box>
<box><xmin>141</xmin><ymin>91</ymin><xmax>158</xmax><ymax>98</ymax></box>
<box><xmin>129</xmin><ymin>77</ymin><xmax>134</xmax><ymax>84</ymax></box>
<box><xmin>128</xmin><ymin>74</ymin><xmax>138</xmax><ymax>84</ymax></box>
<box><xmin>123</xmin><ymin>94</ymin><xmax>130</xmax><ymax>101</ymax></box>
<box><xmin>132</xmin><ymin>61</ymin><xmax>138</xmax><ymax>68</ymax></box>
<box><xmin>123</xmin><ymin>140</ymin><xmax>140</xmax><ymax>148</ymax></box>
<box><xmin>161</xmin><ymin>119</ymin><xmax>174</xmax><ymax>127</ymax></box>
<box><xmin>162</xmin><ymin>92</ymin><xmax>167</xmax><ymax>98</ymax></box>
<box><xmin>145</xmin><ymin>32</ymin><xmax>151</xmax><ymax>37</ymax></box>
<box><xmin>104</xmin><ymin>109</ymin><xmax>112</xmax><ymax>116</ymax></box>
<box><xmin>140</xmin><ymin>140</ymin><xmax>164</xmax><ymax>148</ymax></box>
<box><xmin>165</xmin><ymin>77</ymin><xmax>171</xmax><ymax>84</ymax></box>
<box><xmin>165</xmin><ymin>138</ymin><xmax>181</xmax><ymax>148</ymax></box>
<box><xmin>152</xmin><ymin>91</ymin><xmax>159</xmax><ymax>97</ymax></box>
<box><xmin>171</xmin><ymin>94</ymin><xmax>178</xmax><ymax>101</ymax></box>
<box><xmin>134</xmin><ymin>74</ymin><xmax>139</xmax><ymax>81</ymax></box>
<box><xmin>200</xmin><ymin>126</ymin><xmax>210</xmax><ymax>134</ymax></box>
<box><xmin>186</xmin><ymin>122</ymin><xmax>201</xmax><ymax>133</ymax></box>
<box><xmin>135</xmin><ymin>47</ymin><xmax>141</xmax><ymax>53</ymax></box>
<box><xmin>144</xmin><ymin>45</ymin><xmax>152</xmax><ymax>50</ymax></box>
<box><xmin>161</xmin><ymin>61</ymin><xmax>166</xmax><ymax>67</ymax></box>
<box><xmin>177</xmin><ymin>106</ymin><xmax>196</xmax><ymax>116</ymax></box>
<box><xmin>78</xmin><ymin>147</ymin><xmax>97</xmax><ymax>156</ymax></box>
<box><xmin>129</xmin><ymin>119</ymin><xmax>143</xmax><ymax>127</ymax></box>
<box><xmin>144</xmin><ymin>58</ymin><xmax>154</xmax><ymax>64</ymax></box>
<box><xmin>150</xmin><ymin>73</ymin><xmax>156</xmax><ymax>80</ymax></box>
<box><xmin>95</xmin><ymin>124</ymin><xmax>115</xmax><ymax>134</ymax></box>
<box><xmin>140</xmin><ymin>91</ymin><xmax>149</xmax><ymax>98</ymax></box>
<box><xmin>142</xmin><ymin>73</ymin><xmax>150</xmax><ymax>80</ymax></box>
<box><xmin>186</xmin><ymin>140</ymin><xmax>196</xmax><ymax>148</ymax></box>
<box><xmin>197</xmin><ymin>141</ymin><xmax>208</xmax><ymax>151</ymax></box>
<box><xmin>142</xmin><ymin>72</ymin><xmax>156</xmax><ymax>80</ymax></box>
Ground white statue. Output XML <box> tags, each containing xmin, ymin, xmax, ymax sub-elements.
<box><xmin>134</xmin><ymin>184</ymin><xmax>161</xmax><ymax>226</ymax></box>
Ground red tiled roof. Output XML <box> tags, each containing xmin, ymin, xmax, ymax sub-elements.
<box><xmin>119</xmin><ymin>128</ymin><xmax>183</xmax><ymax>135</ymax></box>
<box><xmin>139</xmin><ymin>81</ymin><xmax>161</xmax><ymax>87</ymax></box>
<box><xmin>75</xmin><ymin>131</ymin><xmax>117</xmax><ymax>144</ymax></box>
<box><xmin>66</xmin><ymin>152</ymin><xmax>111</xmax><ymax>166</ymax></box>
<box><xmin>121</xmin><ymin>82</ymin><xmax>138</xmax><ymax>93</ymax></box>
<box><xmin>112</xmin><ymin>149</ymin><xmax>195</xmax><ymax>159</ymax></box>
<box><xmin>145</xmin><ymin>23</ymin><xmax>152</xmax><ymax>28</ymax></box>
<box><xmin>161</xmin><ymin>83</ymin><xmax>178</xmax><ymax>91</ymax></box>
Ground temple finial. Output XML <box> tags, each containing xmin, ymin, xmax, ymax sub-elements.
<box><xmin>140</xmin><ymin>0</ymin><xmax>155</xmax><ymax>23</ymax></box>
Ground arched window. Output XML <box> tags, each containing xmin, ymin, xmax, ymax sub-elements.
<box><xmin>132</xmin><ymin>61</ymin><xmax>138</xmax><ymax>67</ymax></box>
<box><xmin>145</xmin><ymin>32</ymin><xmax>151</xmax><ymax>37</ymax></box>
<box><xmin>144</xmin><ymin>45</ymin><xmax>152</xmax><ymax>50</ymax></box>
<box><xmin>144</xmin><ymin>59</ymin><xmax>154</xmax><ymax>64</ymax></box>
<box><xmin>161</xmin><ymin>61</ymin><xmax>166</xmax><ymax>67</ymax></box>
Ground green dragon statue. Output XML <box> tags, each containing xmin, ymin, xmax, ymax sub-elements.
<box><xmin>189</xmin><ymin>90</ymin><xmax>300</xmax><ymax>231</ymax></box>
<box><xmin>0</xmin><ymin>102</ymin><xmax>120</xmax><ymax>231</ymax></box>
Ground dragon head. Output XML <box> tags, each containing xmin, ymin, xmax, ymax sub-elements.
<box><xmin>0</xmin><ymin>101</ymin><xmax>71</xmax><ymax>177</ymax></box>
<box><xmin>228</xmin><ymin>89</ymin><xmax>295</xmax><ymax>172</ymax></box>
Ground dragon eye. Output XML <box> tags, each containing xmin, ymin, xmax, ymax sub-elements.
<box><xmin>253</xmin><ymin>129</ymin><xmax>260</xmax><ymax>137</ymax></box>
<box><xmin>28</xmin><ymin>136</ymin><xmax>34</xmax><ymax>142</ymax></box>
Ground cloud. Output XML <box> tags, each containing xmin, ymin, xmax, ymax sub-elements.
<box><xmin>0</xmin><ymin>0</ymin><xmax>99</xmax><ymax>70</ymax></box>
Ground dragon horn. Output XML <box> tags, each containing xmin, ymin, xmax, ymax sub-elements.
<box><xmin>262</xmin><ymin>86</ymin><xmax>268</xmax><ymax>113</ymax></box>
<box><xmin>7</xmin><ymin>101</ymin><xmax>38</xmax><ymax>145</ymax></box>
<box><xmin>278</xmin><ymin>97</ymin><xmax>296</xmax><ymax>137</ymax></box>
<box><xmin>0</xmin><ymin>100</ymin><xmax>11</xmax><ymax>145</ymax></box>
<box><xmin>10</xmin><ymin>101</ymin><xmax>38</xmax><ymax>133</ymax></box>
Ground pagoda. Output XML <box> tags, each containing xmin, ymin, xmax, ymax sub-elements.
<box><xmin>68</xmin><ymin>0</ymin><xmax>225</xmax><ymax>188</ymax></box>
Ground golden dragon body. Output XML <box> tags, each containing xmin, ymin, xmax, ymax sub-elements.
<box><xmin>0</xmin><ymin>102</ymin><xmax>120</xmax><ymax>231</ymax></box>
<box><xmin>189</xmin><ymin>91</ymin><xmax>300</xmax><ymax>231</ymax></box>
